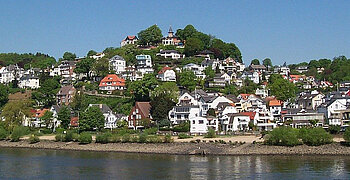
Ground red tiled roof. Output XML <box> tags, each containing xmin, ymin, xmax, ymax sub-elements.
<box><xmin>239</xmin><ymin>112</ymin><xmax>256</xmax><ymax>120</ymax></box>
<box><xmin>32</xmin><ymin>109</ymin><xmax>50</xmax><ymax>118</ymax></box>
<box><xmin>99</xmin><ymin>74</ymin><xmax>125</xmax><ymax>87</ymax></box>
<box><xmin>158</xmin><ymin>66</ymin><xmax>172</xmax><ymax>74</ymax></box>
<box><xmin>239</xmin><ymin>94</ymin><xmax>251</xmax><ymax>100</ymax></box>
<box><xmin>269</xmin><ymin>99</ymin><xmax>282</xmax><ymax>106</ymax></box>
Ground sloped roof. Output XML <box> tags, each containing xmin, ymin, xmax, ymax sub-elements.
<box><xmin>99</xmin><ymin>74</ymin><xmax>125</xmax><ymax>87</ymax></box>
<box><xmin>158</xmin><ymin>66</ymin><xmax>173</xmax><ymax>74</ymax></box>
<box><xmin>89</xmin><ymin>104</ymin><xmax>113</xmax><ymax>114</ymax></box>
<box><xmin>57</xmin><ymin>85</ymin><xmax>75</xmax><ymax>96</ymax></box>
<box><xmin>239</xmin><ymin>112</ymin><xmax>256</xmax><ymax>120</ymax></box>
<box><xmin>269</xmin><ymin>99</ymin><xmax>282</xmax><ymax>106</ymax></box>
<box><xmin>110</xmin><ymin>55</ymin><xmax>125</xmax><ymax>61</ymax></box>
<box><xmin>136</xmin><ymin>102</ymin><xmax>151</xmax><ymax>118</ymax></box>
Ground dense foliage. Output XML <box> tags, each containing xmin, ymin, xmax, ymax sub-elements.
<box><xmin>0</xmin><ymin>53</ymin><xmax>56</xmax><ymax>69</ymax></box>
<box><xmin>298</xmin><ymin>127</ymin><xmax>333</xmax><ymax>146</ymax></box>
<box><xmin>265</xmin><ymin>127</ymin><xmax>301</xmax><ymax>147</ymax></box>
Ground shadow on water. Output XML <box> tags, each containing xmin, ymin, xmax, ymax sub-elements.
<box><xmin>0</xmin><ymin>148</ymin><xmax>350</xmax><ymax>179</ymax></box>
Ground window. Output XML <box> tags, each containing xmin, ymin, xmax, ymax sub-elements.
<box><xmin>184</xmin><ymin>115</ymin><xmax>189</xmax><ymax>119</ymax></box>
<box><xmin>199</xmin><ymin>120</ymin><xmax>204</xmax><ymax>124</ymax></box>
<box><xmin>192</xmin><ymin>120</ymin><xmax>195</xmax><ymax>124</ymax></box>
<box><xmin>177</xmin><ymin>115</ymin><xmax>181</xmax><ymax>119</ymax></box>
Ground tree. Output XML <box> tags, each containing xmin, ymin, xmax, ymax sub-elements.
<box><xmin>223</xmin><ymin>84</ymin><xmax>238</xmax><ymax>95</ymax></box>
<box><xmin>176</xmin><ymin>24</ymin><xmax>198</xmax><ymax>41</ymax></box>
<box><xmin>204</xmin><ymin>66</ymin><xmax>215</xmax><ymax>79</ymax></box>
<box><xmin>207</xmin><ymin>108</ymin><xmax>216</xmax><ymax>117</ymax></box>
<box><xmin>251</xmin><ymin>59</ymin><xmax>260</xmax><ymax>65</ymax></box>
<box><xmin>268</xmin><ymin>75</ymin><xmax>297</xmax><ymax>101</ymax></box>
<box><xmin>263</xmin><ymin>58</ymin><xmax>272</xmax><ymax>67</ymax></box>
<box><xmin>238</xmin><ymin>78</ymin><xmax>258</xmax><ymax>94</ymax></box>
<box><xmin>178</xmin><ymin>70</ymin><xmax>197</xmax><ymax>91</ymax></box>
<box><xmin>184</xmin><ymin>37</ymin><xmax>204</xmax><ymax>56</ymax></box>
<box><xmin>41</xmin><ymin>111</ymin><xmax>54</xmax><ymax>129</ymax></box>
<box><xmin>0</xmin><ymin>84</ymin><xmax>9</xmax><ymax>108</ymax></box>
<box><xmin>74</xmin><ymin>58</ymin><xmax>95</xmax><ymax>79</ymax></box>
<box><xmin>150</xmin><ymin>82</ymin><xmax>179</xmax><ymax>126</ymax></box>
<box><xmin>1</xmin><ymin>101</ymin><xmax>32</xmax><ymax>131</ymax></box>
<box><xmin>87</xmin><ymin>50</ymin><xmax>97</xmax><ymax>57</ymax></box>
<box><xmin>138</xmin><ymin>25</ymin><xmax>163</xmax><ymax>46</ymax></box>
<box><xmin>128</xmin><ymin>74</ymin><xmax>159</xmax><ymax>101</ymax></box>
<box><xmin>92</xmin><ymin>58</ymin><xmax>110</xmax><ymax>77</ymax></box>
<box><xmin>79</xmin><ymin>106</ymin><xmax>105</xmax><ymax>131</ymax></box>
<box><xmin>57</xmin><ymin>105</ymin><xmax>71</xmax><ymax>129</ymax></box>
<box><xmin>62</xmin><ymin>52</ymin><xmax>76</xmax><ymax>61</ymax></box>
<box><xmin>32</xmin><ymin>77</ymin><xmax>61</xmax><ymax>107</ymax></box>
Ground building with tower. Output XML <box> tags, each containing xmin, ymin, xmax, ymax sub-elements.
<box><xmin>162</xmin><ymin>26</ymin><xmax>181</xmax><ymax>46</ymax></box>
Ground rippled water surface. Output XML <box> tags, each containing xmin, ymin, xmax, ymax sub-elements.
<box><xmin>0</xmin><ymin>148</ymin><xmax>349</xmax><ymax>179</ymax></box>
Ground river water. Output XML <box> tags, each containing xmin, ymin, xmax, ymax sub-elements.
<box><xmin>0</xmin><ymin>148</ymin><xmax>349</xmax><ymax>179</ymax></box>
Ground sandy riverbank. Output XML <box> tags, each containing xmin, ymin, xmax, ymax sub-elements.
<box><xmin>1</xmin><ymin>139</ymin><xmax>350</xmax><ymax>156</ymax></box>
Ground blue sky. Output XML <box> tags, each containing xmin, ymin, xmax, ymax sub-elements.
<box><xmin>0</xmin><ymin>0</ymin><xmax>349</xmax><ymax>65</ymax></box>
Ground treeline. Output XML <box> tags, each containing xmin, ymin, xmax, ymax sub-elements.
<box><xmin>289</xmin><ymin>56</ymin><xmax>350</xmax><ymax>83</ymax></box>
<box><xmin>0</xmin><ymin>53</ymin><xmax>56</xmax><ymax>69</ymax></box>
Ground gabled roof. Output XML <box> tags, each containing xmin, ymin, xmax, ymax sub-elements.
<box><xmin>57</xmin><ymin>85</ymin><xmax>75</xmax><ymax>96</ymax></box>
<box><xmin>239</xmin><ymin>112</ymin><xmax>256</xmax><ymax>120</ymax></box>
<box><xmin>20</xmin><ymin>74</ymin><xmax>39</xmax><ymax>81</ymax></box>
<box><xmin>269</xmin><ymin>99</ymin><xmax>282</xmax><ymax>106</ymax></box>
<box><xmin>32</xmin><ymin>109</ymin><xmax>49</xmax><ymax>118</ymax></box>
<box><xmin>158</xmin><ymin>66</ymin><xmax>173</xmax><ymax>74</ymax></box>
<box><xmin>89</xmin><ymin>104</ymin><xmax>113</xmax><ymax>114</ymax></box>
<box><xmin>135</xmin><ymin>102</ymin><xmax>151</xmax><ymax>118</ymax></box>
<box><xmin>124</xmin><ymin>36</ymin><xmax>138</xmax><ymax>41</ymax></box>
<box><xmin>99</xmin><ymin>74</ymin><xmax>125</xmax><ymax>87</ymax></box>
<box><xmin>110</xmin><ymin>55</ymin><xmax>125</xmax><ymax>61</ymax></box>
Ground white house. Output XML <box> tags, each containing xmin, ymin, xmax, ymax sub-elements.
<box><xmin>90</xmin><ymin>52</ymin><xmax>105</xmax><ymax>60</ymax></box>
<box><xmin>0</xmin><ymin>65</ymin><xmax>22</xmax><ymax>84</ymax></box>
<box><xmin>157</xmin><ymin>50</ymin><xmax>184</xmax><ymax>60</ymax></box>
<box><xmin>136</xmin><ymin>54</ymin><xmax>154</xmax><ymax>75</ymax></box>
<box><xmin>109</xmin><ymin>55</ymin><xmax>126</xmax><ymax>74</ymax></box>
<box><xmin>190</xmin><ymin>116</ymin><xmax>218</xmax><ymax>134</ymax></box>
<box><xmin>168</xmin><ymin>92</ymin><xmax>200</xmax><ymax>125</ymax></box>
<box><xmin>157</xmin><ymin>66</ymin><xmax>176</xmax><ymax>82</ymax></box>
<box><xmin>241</xmin><ymin>71</ymin><xmax>260</xmax><ymax>84</ymax></box>
<box><xmin>183</xmin><ymin>63</ymin><xmax>205</xmax><ymax>79</ymax></box>
<box><xmin>220</xmin><ymin>113</ymin><xmax>250</xmax><ymax>132</ymax></box>
<box><xmin>18</xmin><ymin>74</ymin><xmax>40</xmax><ymax>89</ymax></box>
<box><xmin>120</xmin><ymin>36</ymin><xmax>138</xmax><ymax>47</ymax></box>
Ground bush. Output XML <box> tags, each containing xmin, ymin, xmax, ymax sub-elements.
<box><xmin>0</xmin><ymin>127</ymin><xmax>8</xmax><ymax>140</ymax></box>
<box><xmin>131</xmin><ymin>136</ymin><xmax>138</xmax><ymax>143</ymax></box>
<box><xmin>264</xmin><ymin>127</ymin><xmax>301</xmax><ymax>147</ymax></box>
<box><xmin>55</xmin><ymin>134</ymin><xmax>64</xmax><ymax>142</ymax></box>
<box><xmin>204</xmin><ymin>128</ymin><xmax>216</xmax><ymax>138</ymax></box>
<box><xmin>164</xmin><ymin>134</ymin><xmax>173</xmax><ymax>143</ymax></box>
<box><xmin>78</xmin><ymin>132</ymin><xmax>92</xmax><ymax>144</ymax></box>
<box><xmin>72</xmin><ymin>133</ymin><xmax>79</xmax><ymax>142</ymax></box>
<box><xmin>299</xmin><ymin>127</ymin><xmax>333</xmax><ymax>146</ymax></box>
<box><xmin>139</xmin><ymin>133</ymin><xmax>148</xmax><ymax>143</ymax></box>
<box><xmin>329</xmin><ymin>125</ymin><xmax>341</xmax><ymax>134</ymax></box>
<box><xmin>178</xmin><ymin>133</ymin><xmax>191</xmax><ymax>139</ymax></box>
<box><xmin>10</xmin><ymin>126</ymin><xmax>29</xmax><ymax>142</ymax></box>
<box><xmin>96</xmin><ymin>132</ymin><xmax>112</xmax><ymax>144</ymax></box>
<box><xmin>63</xmin><ymin>131</ymin><xmax>74</xmax><ymax>142</ymax></box>
<box><xmin>55</xmin><ymin>128</ymin><xmax>65</xmax><ymax>134</ymax></box>
<box><xmin>122</xmin><ymin>133</ymin><xmax>131</xmax><ymax>143</ymax></box>
<box><xmin>144</xmin><ymin>128</ymin><xmax>157</xmax><ymax>135</ymax></box>
<box><xmin>344</xmin><ymin>128</ymin><xmax>350</xmax><ymax>143</ymax></box>
<box><xmin>110</xmin><ymin>134</ymin><xmax>121</xmax><ymax>143</ymax></box>
<box><xmin>173</xmin><ymin>122</ymin><xmax>190</xmax><ymax>132</ymax></box>
<box><xmin>29</xmin><ymin>134</ymin><xmax>40</xmax><ymax>144</ymax></box>
<box><xmin>40</xmin><ymin>128</ymin><xmax>52</xmax><ymax>134</ymax></box>
<box><xmin>148</xmin><ymin>136</ymin><xmax>162</xmax><ymax>143</ymax></box>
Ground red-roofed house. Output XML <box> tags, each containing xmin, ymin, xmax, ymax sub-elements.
<box><xmin>157</xmin><ymin>66</ymin><xmax>176</xmax><ymax>81</ymax></box>
<box><xmin>128</xmin><ymin>102</ymin><xmax>152</xmax><ymax>130</ymax></box>
<box><xmin>268</xmin><ymin>99</ymin><xmax>282</xmax><ymax>120</ymax></box>
<box><xmin>99</xmin><ymin>74</ymin><xmax>126</xmax><ymax>91</ymax></box>
<box><xmin>30</xmin><ymin>109</ymin><xmax>50</xmax><ymax>127</ymax></box>
<box><xmin>70</xmin><ymin>117</ymin><xmax>79</xmax><ymax>127</ymax></box>
<box><xmin>240</xmin><ymin>111</ymin><xmax>258</xmax><ymax>124</ymax></box>
<box><xmin>237</xmin><ymin>94</ymin><xmax>253</xmax><ymax>100</ymax></box>
<box><xmin>121</xmin><ymin>35</ymin><xmax>138</xmax><ymax>47</ymax></box>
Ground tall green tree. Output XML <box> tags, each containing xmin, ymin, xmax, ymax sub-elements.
<box><xmin>268</xmin><ymin>75</ymin><xmax>297</xmax><ymax>101</ymax></box>
<box><xmin>74</xmin><ymin>58</ymin><xmax>95</xmax><ymax>79</ymax></box>
<box><xmin>0</xmin><ymin>84</ymin><xmax>9</xmax><ymax>108</ymax></box>
<box><xmin>263</xmin><ymin>58</ymin><xmax>272</xmax><ymax>67</ymax></box>
<box><xmin>92</xmin><ymin>58</ymin><xmax>110</xmax><ymax>77</ymax></box>
<box><xmin>79</xmin><ymin>106</ymin><xmax>105</xmax><ymax>131</ymax></box>
<box><xmin>41</xmin><ymin>111</ymin><xmax>54</xmax><ymax>129</ymax></box>
<box><xmin>150</xmin><ymin>82</ymin><xmax>179</xmax><ymax>126</ymax></box>
<box><xmin>138</xmin><ymin>25</ymin><xmax>163</xmax><ymax>46</ymax></box>
<box><xmin>178</xmin><ymin>70</ymin><xmax>197</xmax><ymax>91</ymax></box>
<box><xmin>57</xmin><ymin>105</ymin><xmax>71</xmax><ymax>129</ymax></box>
<box><xmin>87</xmin><ymin>50</ymin><xmax>97</xmax><ymax>57</ymax></box>
<box><xmin>251</xmin><ymin>59</ymin><xmax>260</xmax><ymax>65</ymax></box>
<box><xmin>1</xmin><ymin>100</ymin><xmax>32</xmax><ymax>131</ymax></box>
<box><xmin>128</xmin><ymin>74</ymin><xmax>159</xmax><ymax>101</ymax></box>
<box><xmin>62</xmin><ymin>52</ymin><xmax>76</xmax><ymax>61</ymax></box>
<box><xmin>204</xmin><ymin>66</ymin><xmax>215</xmax><ymax>79</ymax></box>
<box><xmin>31</xmin><ymin>77</ymin><xmax>61</xmax><ymax>107</ymax></box>
<box><xmin>184</xmin><ymin>37</ymin><xmax>204</xmax><ymax>56</ymax></box>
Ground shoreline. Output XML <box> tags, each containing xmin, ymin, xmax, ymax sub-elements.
<box><xmin>1</xmin><ymin>140</ymin><xmax>350</xmax><ymax>156</ymax></box>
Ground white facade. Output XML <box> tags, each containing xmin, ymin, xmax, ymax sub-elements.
<box><xmin>109</xmin><ymin>55</ymin><xmax>126</xmax><ymax>74</ymax></box>
<box><xmin>18</xmin><ymin>75</ymin><xmax>40</xmax><ymax>89</ymax></box>
<box><xmin>241</xmin><ymin>71</ymin><xmax>259</xmax><ymax>84</ymax></box>
<box><xmin>90</xmin><ymin>53</ymin><xmax>105</xmax><ymax>60</ymax></box>
<box><xmin>183</xmin><ymin>63</ymin><xmax>205</xmax><ymax>79</ymax></box>
<box><xmin>190</xmin><ymin>117</ymin><xmax>219</xmax><ymax>134</ymax></box>
<box><xmin>157</xmin><ymin>50</ymin><xmax>184</xmax><ymax>60</ymax></box>
<box><xmin>158</xmin><ymin>69</ymin><xmax>176</xmax><ymax>82</ymax></box>
<box><xmin>220</xmin><ymin>114</ymin><xmax>250</xmax><ymax>132</ymax></box>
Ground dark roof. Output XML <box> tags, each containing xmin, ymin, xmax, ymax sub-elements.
<box><xmin>249</xmin><ymin>64</ymin><xmax>266</xmax><ymax>70</ymax></box>
<box><xmin>160</xmin><ymin>50</ymin><xmax>179</xmax><ymax>54</ymax></box>
<box><xmin>110</xmin><ymin>55</ymin><xmax>125</xmax><ymax>61</ymax></box>
<box><xmin>136</xmin><ymin>102</ymin><xmax>151</xmax><ymax>118</ymax></box>
<box><xmin>198</xmin><ymin>50</ymin><xmax>214</xmax><ymax>55</ymax></box>
<box><xmin>20</xmin><ymin>74</ymin><xmax>39</xmax><ymax>80</ymax></box>
<box><xmin>57</xmin><ymin>85</ymin><xmax>75</xmax><ymax>96</ymax></box>
<box><xmin>201</xmin><ymin>96</ymin><xmax>217</xmax><ymax>103</ymax></box>
<box><xmin>89</xmin><ymin>104</ymin><xmax>114</xmax><ymax>114</ymax></box>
